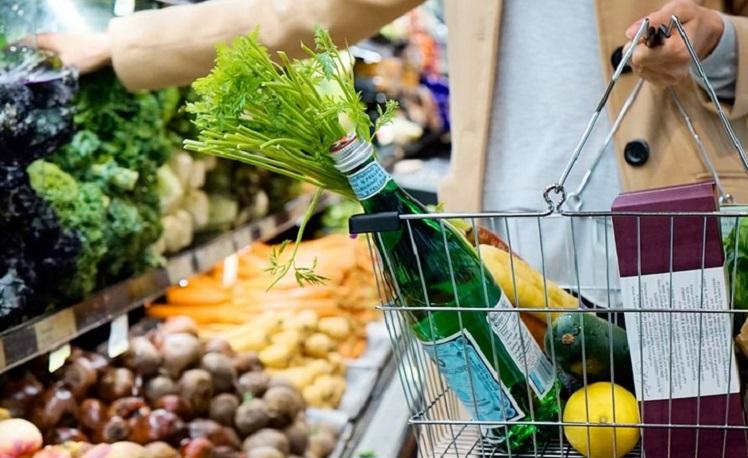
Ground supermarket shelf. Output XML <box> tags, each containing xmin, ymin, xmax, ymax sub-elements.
<box><xmin>0</xmin><ymin>192</ymin><xmax>337</xmax><ymax>374</ymax></box>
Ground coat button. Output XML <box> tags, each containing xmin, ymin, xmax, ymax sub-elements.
<box><xmin>611</xmin><ymin>46</ymin><xmax>632</xmax><ymax>74</ymax></box>
<box><xmin>624</xmin><ymin>140</ymin><xmax>649</xmax><ymax>166</ymax></box>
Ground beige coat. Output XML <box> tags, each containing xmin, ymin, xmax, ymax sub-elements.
<box><xmin>110</xmin><ymin>0</ymin><xmax>748</xmax><ymax>211</ymax></box>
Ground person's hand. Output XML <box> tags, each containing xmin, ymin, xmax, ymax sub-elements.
<box><xmin>625</xmin><ymin>0</ymin><xmax>723</xmax><ymax>87</ymax></box>
<box><xmin>29</xmin><ymin>32</ymin><xmax>111</xmax><ymax>74</ymax></box>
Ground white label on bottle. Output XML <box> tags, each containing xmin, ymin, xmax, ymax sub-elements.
<box><xmin>486</xmin><ymin>295</ymin><xmax>555</xmax><ymax>399</ymax></box>
<box><xmin>422</xmin><ymin>330</ymin><xmax>524</xmax><ymax>422</ymax></box>
<box><xmin>348</xmin><ymin>162</ymin><xmax>390</xmax><ymax>200</ymax></box>
<box><xmin>620</xmin><ymin>266</ymin><xmax>740</xmax><ymax>401</ymax></box>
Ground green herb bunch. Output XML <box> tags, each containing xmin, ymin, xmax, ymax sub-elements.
<box><xmin>185</xmin><ymin>26</ymin><xmax>396</xmax><ymax>194</ymax></box>
<box><xmin>185</xmin><ymin>26</ymin><xmax>397</xmax><ymax>285</ymax></box>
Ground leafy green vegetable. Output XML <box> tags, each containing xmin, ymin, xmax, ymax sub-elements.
<box><xmin>50</xmin><ymin>69</ymin><xmax>175</xmax><ymax>283</ymax></box>
<box><xmin>186</xmin><ymin>27</ymin><xmax>397</xmax><ymax>285</ymax></box>
<box><xmin>27</xmin><ymin>160</ymin><xmax>108</xmax><ymax>298</ymax></box>
<box><xmin>725</xmin><ymin>217</ymin><xmax>748</xmax><ymax>310</ymax></box>
<box><xmin>185</xmin><ymin>27</ymin><xmax>396</xmax><ymax>197</ymax></box>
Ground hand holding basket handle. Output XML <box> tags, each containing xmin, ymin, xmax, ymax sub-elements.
<box><xmin>625</xmin><ymin>0</ymin><xmax>724</xmax><ymax>87</ymax></box>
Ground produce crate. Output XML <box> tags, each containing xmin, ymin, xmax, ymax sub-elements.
<box><xmin>350</xmin><ymin>17</ymin><xmax>748</xmax><ymax>458</ymax></box>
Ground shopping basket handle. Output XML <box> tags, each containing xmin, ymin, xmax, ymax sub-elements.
<box><xmin>545</xmin><ymin>16</ymin><xmax>748</xmax><ymax>214</ymax></box>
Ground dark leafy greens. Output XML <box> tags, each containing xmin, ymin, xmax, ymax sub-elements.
<box><xmin>0</xmin><ymin>47</ymin><xmax>80</xmax><ymax>325</ymax></box>
<box><xmin>50</xmin><ymin>70</ymin><xmax>176</xmax><ymax>283</ymax></box>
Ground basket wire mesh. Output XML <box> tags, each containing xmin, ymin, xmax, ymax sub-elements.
<box><xmin>355</xmin><ymin>16</ymin><xmax>748</xmax><ymax>458</ymax></box>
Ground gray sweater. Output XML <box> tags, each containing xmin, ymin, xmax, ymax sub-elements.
<box><xmin>481</xmin><ymin>0</ymin><xmax>736</xmax><ymax>304</ymax></box>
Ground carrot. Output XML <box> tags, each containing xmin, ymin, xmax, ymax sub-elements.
<box><xmin>338</xmin><ymin>337</ymin><xmax>368</xmax><ymax>359</ymax></box>
<box><xmin>166</xmin><ymin>280</ymin><xmax>230</xmax><ymax>305</ymax></box>
<box><xmin>147</xmin><ymin>304</ymin><xmax>256</xmax><ymax>324</ymax></box>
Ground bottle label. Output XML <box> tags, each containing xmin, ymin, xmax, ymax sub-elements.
<box><xmin>487</xmin><ymin>295</ymin><xmax>555</xmax><ymax>399</ymax></box>
<box><xmin>348</xmin><ymin>161</ymin><xmax>390</xmax><ymax>200</ymax></box>
<box><xmin>422</xmin><ymin>330</ymin><xmax>524</xmax><ymax>422</ymax></box>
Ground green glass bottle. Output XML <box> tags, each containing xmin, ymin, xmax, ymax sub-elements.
<box><xmin>331</xmin><ymin>135</ymin><xmax>561</xmax><ymax>451</ymax></box>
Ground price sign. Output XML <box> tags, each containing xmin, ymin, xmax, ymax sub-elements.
<box><xmin>258</xmin><ymin>217</ymin><xmax>276</xmax><ymax>239</ymax></box>
<box><xmin>167</xmin><ymin>253</ymin><xmax>194</xmax><ymax>283</ymax></box>
<box><xmin>108</xmin><ymin>314</ymin><xmax>130</xmax><ymax>358</ymax></box>
<box><xmin>48</xmin><ymin>343</ymin><xmax>71</xmax><ymax>373</ymax></box>
<box><xmin>35</xmin><ymin>309</ymin><xmax>75</xmax><ymax>352</ymax></box>
<box><xmin>233</xmin><ymin>227</ymin><xmax>252</xmax><ymax>250</ymax></box>
<box><xmin>196</xmin><ymin>237</ymin><xmax>234</xmax><ymax>272</ymax></box>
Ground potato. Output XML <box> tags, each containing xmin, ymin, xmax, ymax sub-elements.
<box><xmin>317</xmin><ymin>317</ymin><xmax>350</xmax><ymax>340</ymax></box>
<box><xmin>263</xmin><ymin>386</ymin><xmax>304</xmax><ymax>428</ymax></box>
<box><xmin>210</xmin><ymin>393</ymin><xmax>240</xmax><ymax>427</ymax></box>
<box><xmin>200</xmin><ymin>353</ymin><xmax>237</xmax><ymax>393</ymax></box>
<box><xmin>258</xmin><ymin>345</ymin><xmax>294</xmax><ymax>369</ymax></box>
<box><xmin>303</xmin><ymin>334</ymin><xmax>333</xmax><ymax>359</ymax></box>
<box><xmin>161</xmin><ymin>316</ymin><xmax>199</xmax><ymax>336</ymax></box>
<box><xmin>235</xmin><ymin>372</ymin><xmax>270</xmax><ymax>398</ymax></box>
<box><xmin>242</xmin><ymin>429</ymin><xmax>290</xmax><ymax>455</ymax></box>
<box><xmin>143</xmin><ymin>442</ymin><xmax>179</xmax><ymax>458</ymax></box>
<box><xmin>270</xmin><ymin>330</ymin><xmax>302</xmax><ymax>348</ymax></box>
<box><xmin>162</xmin><ymin>333</ymin><xmax>201</xmax><ymax>379</ymax></box>
<box><xmin>326</xmin><ymin>353</ymin><xmax>346</xmax><ymax>376</ymax></box>
<box><xmin>179</xmin><ymin>369</ymin><xmax>214</xmax><ymax>415</ymax></box>
<box><xmin>246</xmin><ymin>447</ymin><xmax>283</xmax><ymax>458</ymax></box>
<box><xmin>307</xmin><ymin>430</ymin><xmax>336</xmax><ymax>458</ymax></box>
<box><xmin>305</xmin><ymin>360</ymin><xmax>332</xmax><ymax>379</ymax></box>
<box><xmin>234</xmin><ymin>399</ymin><xmax>269</xmax><ymax>438</ymax></box>
<box><xmin>232</xmin><ymin>352</ymin><xmax>262</xmax><ymax>374</ymax></box>
<box><xmin>284</xmin><ymin>420</ymin><xmax>309</xmax><ymax>455</ymax></box>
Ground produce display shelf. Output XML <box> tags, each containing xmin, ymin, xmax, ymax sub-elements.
<box><xmin>0</xmin><ymin>192</ymin><xmax>337</xmax><ymax>375</ymax></box>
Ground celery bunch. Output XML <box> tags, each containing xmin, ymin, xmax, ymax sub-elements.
<box><xmin>185</xmin><ymin>27</ymin><xmax>397</xmax><ymax>285</ymax></box>
<box><xmin>185</xmin><ymin>27</ymin><xmax>395</xmax><ymax>197</ymax></box>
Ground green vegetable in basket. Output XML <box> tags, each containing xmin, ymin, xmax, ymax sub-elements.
<box><xmin>546</xmin><ymin>312</ymin><xmax>634</xmax><ymax>392</ymax></box>
<box><xmin>725</xmin><ymin>217</ymin><xmax>748</xmax><ymax>310</ymax></box>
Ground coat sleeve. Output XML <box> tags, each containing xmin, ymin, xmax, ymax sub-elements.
<box><xmin>108</xmin><ymin>0</ymin><xmax>423</xmax><ymax>91</ymax></box>
<box><xmin>709</xmin><ymin>2</ymin><xmax>748</xmax><ymax>118</ymax></box>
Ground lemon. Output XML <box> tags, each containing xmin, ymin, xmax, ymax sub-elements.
<box><xmin>563</xmin><ymin>382</ymin><xmax>640</xmax><ymax>458</ymax></box>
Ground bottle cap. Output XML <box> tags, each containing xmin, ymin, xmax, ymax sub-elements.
<box><xmin>330</xmin><ymin>134</ymin><xmax>373</xmax><ymax>173</ymax></box>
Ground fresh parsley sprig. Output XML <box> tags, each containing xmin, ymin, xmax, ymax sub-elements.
<box><xmin>185</xmin><ymin>27</ymin><xmax>396</xmax><ymax>286</ymax></box>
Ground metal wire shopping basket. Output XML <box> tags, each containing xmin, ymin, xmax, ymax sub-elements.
<box><xmin>350</xmin><ymin>17</ymin><xmax>748</xmax><ymax>458</ymax></box>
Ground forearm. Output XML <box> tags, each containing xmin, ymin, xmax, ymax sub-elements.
<box><xmin>692</xmin><ymin>13</ymin><xmax>737</xmax><ymax>99</ymax></box>
<box><xmin>109</xmin><ymin>0</ymin><xmax>422</xmax><ymax>91</ymax></box>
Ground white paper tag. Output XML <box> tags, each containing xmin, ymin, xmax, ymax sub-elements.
<box><xmin>620</xmin><ymin>266</ymin><xmax>740</xmax><ymax>401</ymax></box>
<box><xmin>108</xmin><ymin>314</ymin><xmax>129</xmax><ymax>358</ymax></box>
<box><xmin>222</xmin><ymin>253</ymin><xmax>239</xmax><ymax>287</ymax></box>
<box><xmin>486</xmin><ymin>295</ymin><xmax>555</xmax><ymax>399</ymax></box>
<box><xmin>48</xmin><ymin>343</ymin><xmax>71</xmax><ymax>373</ymax></box>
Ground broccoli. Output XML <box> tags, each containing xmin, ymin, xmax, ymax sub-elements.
<box><xmin>27</xmin><ymin>160</ymin><xmax>108</xmax><ymax>299</ymax></box>
<box><xmin>49</xmin><ymin>69</ymin><xmax>173</xmax><ymax>283</ymax></box>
